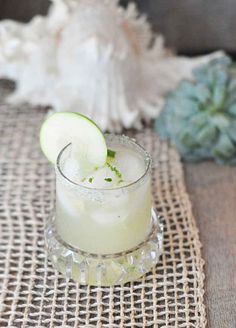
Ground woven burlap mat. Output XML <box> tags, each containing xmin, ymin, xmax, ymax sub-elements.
<box><xmin>0</xmin><ymin>84</ymin><xmax>206</xmax><ymax>327</ymax></box>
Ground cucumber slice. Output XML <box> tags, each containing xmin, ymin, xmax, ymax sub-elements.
<box><xmin>40</xmin><ymin>112</ymin><xmax>107</xmax><ymax>172</ymax></box>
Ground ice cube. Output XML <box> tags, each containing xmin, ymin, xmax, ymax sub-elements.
<box><xmin>57</xmin><ymin>182</ymin><xmax>85</xmax><ymax>218</ymax></box>
<box><xmin>114</xmin><ymin>148</ymin><xmax>145</xmax><ymax>183</ymax></box>
<box><xmin>82</xmin><ymin>165</ymin><xmax>119</xmax><ymax>189</ymax></box>
<box><xmin>90</xmin><ymin>196</ymin><xmax>130</xmax><ymax>224</ymax></box>
<box><xmin>63</xmin><ymin>157</ymin><xmax>83</xmax><ymax>183</ymax></box>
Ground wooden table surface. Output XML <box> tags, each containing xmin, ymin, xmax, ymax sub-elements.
<box><xmin>184</xmin><ymin>162</ymin><xmax>236</xmax><ymax>328</ymax></box>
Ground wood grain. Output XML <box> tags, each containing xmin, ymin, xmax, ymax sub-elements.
<box><xmin>184</xmin><ymin>162</ymin><xmax>236</xmax><ymax>328</ymax></box>
<box><xmin>0</xmin><ymin>0</ymin><xmax>49</xmax><ymax>22</ymax></box>
<box><xmin>131</xmin><ymin>0</ymin><xmax>236</xmax><ymax>54</ymax></box>
<box><xmin>0</xmin><ymin>0</ymin><xmax>236</xmax><ymax>53</ymax></box>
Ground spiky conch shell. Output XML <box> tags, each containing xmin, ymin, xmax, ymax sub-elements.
<box><xmin>0</xmin><ymin>0</ymin><xmax>223</xmax><ymax>131</ymax></box>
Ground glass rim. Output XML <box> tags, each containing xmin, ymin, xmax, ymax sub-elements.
<box><xmin>56</xmin><ymin>134</ymin><xmax>151</xmax><ymax>192</ymax></box>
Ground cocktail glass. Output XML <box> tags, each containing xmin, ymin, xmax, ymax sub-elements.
<box><xmin>45</xmin><ymin>134</ymin><xmax>163</xmax><ymax>286</ymax></box>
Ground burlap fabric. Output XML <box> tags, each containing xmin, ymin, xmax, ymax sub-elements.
<box><xmin>0</xmin><ymin>84</ymin><xmax>206</xmax><ymax>327</ymax></box>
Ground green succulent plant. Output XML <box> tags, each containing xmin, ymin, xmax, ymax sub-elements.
<box><xmin>155</xmin><ymin>55</ymin><xmax>236</xmax><ymax>165</ymax></box>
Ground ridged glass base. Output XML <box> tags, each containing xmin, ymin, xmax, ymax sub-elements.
<box><xmin>45</xmin><ymin>209</ymin><xmax>163</xmax><ymax>286</ymax></box>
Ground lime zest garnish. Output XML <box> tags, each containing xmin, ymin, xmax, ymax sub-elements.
<box><xmin>107</xmin><ymin>149</ymin><xmax>116</xmax><ymax>158</ymax></box>
<box><xmin>104</xmin><ymin>177</ymin><xmax>112</xmax><ymax>182</ymax></box>
<box><xmin>118</xmin><ymin>179</ymin><xmax>124</xmax><ymax>184</ymax></box>
<box><xmin>106</xmin><ymin>162</ymin><xmax>123</xmax><ymax>179</ymax></box>
<box><xmin>89</xmin><ymin>177</ymin><xmax>94</xmax><ymax>183</ymax></box>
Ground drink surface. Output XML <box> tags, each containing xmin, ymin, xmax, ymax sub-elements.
<box><xmin>64</xmin><ymin>145</ymin><xmax>146</xmax><ymax>188</ymax></box>
<box><xmin>56</xmin><ymin>137</ymin><xmax>152</xmax><ymax>254</ymax></box>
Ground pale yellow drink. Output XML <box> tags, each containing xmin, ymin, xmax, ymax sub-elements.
<box><xmin>55</xmin><ymin>135</ymin><xmax>152</xmax><ymax>255</ymax></box>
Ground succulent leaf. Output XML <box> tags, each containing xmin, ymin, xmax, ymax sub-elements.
<box><xmin>228</xmin><ymin>104</ymin><xmax>236</xmax><ymax>116</ymax></box>
<box><xmin>213</xmin><ymin>134</ymin><xmax>235</xmax><ymax>159</ymax></box>
<box><xmin>228</xmin><ymin>122</ymin><xmax>236</xmax><ymax>142</ymax></box>
<box><xmin>155</xmin><ymin>55</ymin><xmax>236</xmax><ymax>165</ymax></box>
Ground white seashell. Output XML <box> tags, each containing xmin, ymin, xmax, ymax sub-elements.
<box><xmin>0</xmin><ymin>0</ymin><xmax>224</xmax><ymax>131</ymax></box>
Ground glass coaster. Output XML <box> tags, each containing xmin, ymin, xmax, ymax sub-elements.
<box><xmin>45</xmin><ymin>208</ymin><xmax>163</xmax><ymax>286</ymax></box>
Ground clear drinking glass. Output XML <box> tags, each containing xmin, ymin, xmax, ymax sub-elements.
<box><xmin>45</xmin><ymin>135</ymin><xmax>163</xmax><ymax>286</ymax></box>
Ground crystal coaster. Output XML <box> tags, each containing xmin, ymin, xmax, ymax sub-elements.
<box><xmin>45</xmin><ymin>209</ymin><xmax>163</xmax><ymax>286</ymax></box>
